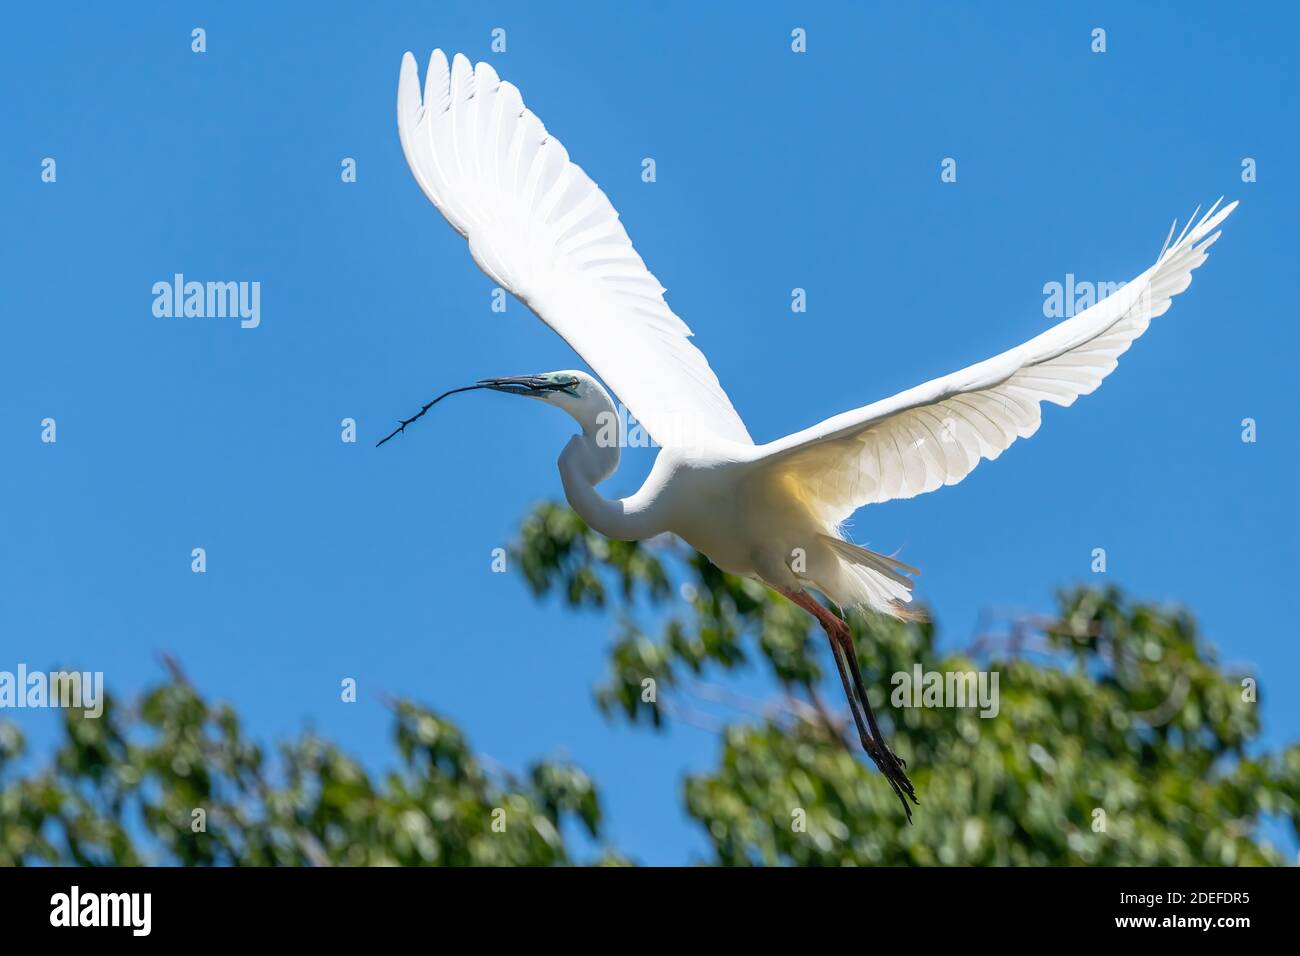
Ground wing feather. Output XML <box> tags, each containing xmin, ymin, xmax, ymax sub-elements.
<box><xmin>751</xmin><ymin>201</ymin><xmax>1237</xmax><ymax>525</ymax></box>
<box><xmin>397</xmin><ymin>51</ymin><xmax>752</xmax><ymax>447</ymax></box>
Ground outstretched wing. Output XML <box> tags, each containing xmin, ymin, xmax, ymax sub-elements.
<box><xmin>750</xmin><ymin>200</ymin><xmax>1237</xmax><ymax>526</ymax></box>
<box><xmin>397</xmin><ymin>50</ymin><xmax>752</xmax><ymax>447</ymax></box>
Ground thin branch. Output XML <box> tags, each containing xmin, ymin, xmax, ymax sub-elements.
<box><xmin>682</xmin><ymin>679</ymin><xmax>779</xmax><ymax>719</ymax></box>
<box><xmin>806</xmin><ymin>686</ymin><xmax>851</xmax><ymax>749</ymax></box>
<box><xmin>659</xmin><ymin>697</ymin><xmax>728</xmax><ymax>735</ymax></box>
<box><xmin>157</xmin><ymin>652</ymin><xmax>191</xmax><ymax>687</ymax></box>
<box><xmin>375</xmin><ymin>384</ymin><xmax>491</xmax><ymax>447</ymax></box>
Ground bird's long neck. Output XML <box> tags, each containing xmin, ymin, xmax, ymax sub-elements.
<box><xmin>556</xmin><ymin>388</ymin><xmax>661</xmax><ymax>542</ymax></box>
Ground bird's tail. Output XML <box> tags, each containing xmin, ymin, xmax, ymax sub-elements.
<box><xmin>817</xmin><ymin>534</ymin><xmax>927</xmax><ymax>622</ymax></box>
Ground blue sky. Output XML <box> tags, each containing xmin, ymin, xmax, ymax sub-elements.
<box><xmin>2</xmin><ymin>2</ymin><xmax>1296</xmax><ymax>864</ymax></box>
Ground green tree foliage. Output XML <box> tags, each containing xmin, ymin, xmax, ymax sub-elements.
<box><xmin>0</xmin><ymin>663</ymin><xmax>612</xmax><ymax>866</ymax></box>
<box><xmin>513</xmin><ymin>502</ymin><xmax>1300</xmax><ymax>865</ymax></box>
<box><xmin>2</xmin><ymin>501</ymin><xmax>1296</xmax><ymax>865</ymax></box>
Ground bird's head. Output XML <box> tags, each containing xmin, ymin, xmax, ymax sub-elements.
<box><xmin>375</xmin><ymin>369</ymin><xmax>614</xmax><ymax>450</ymax></box>
<box><xmin>477</xmin><ymin>370</ymin><xmax>606</xmax><ymax>418</ymax></box>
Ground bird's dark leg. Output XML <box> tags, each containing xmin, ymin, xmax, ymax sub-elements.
<box><xmin>827</xmin><ymin>619</ymin><xmax>919</xmax><ymax>822</ymax></box>
<box><xmin>827</xmin><ymin>600</ymin><xmax>916</xmax><ymax>777</ymax></box>
<box><xmin>781</xmin><ymin>588</ymin><xmax>918</xmax><ymax>822</ymax></box>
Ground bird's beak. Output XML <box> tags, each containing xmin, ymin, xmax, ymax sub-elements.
<box><xmin>376</xmin><ymin>375</ymin><xmax>565</xmax><ymax>448</ymax></box>
<box><xmin>476</xmin><ymin>375</ymin><xmax>561</xmax><ymax>397</ymax></box>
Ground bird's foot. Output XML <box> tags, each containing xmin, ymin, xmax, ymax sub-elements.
<box><xmin>865</xmin><ymin>736</ymin><xmax>918</xmax><ymax>820</ymax></box>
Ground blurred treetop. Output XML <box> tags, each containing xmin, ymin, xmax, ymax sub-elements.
<box><xmin>2</xmin><ymin>500</ymin><xmax>1296</xmax><ymax>866</ymax></box>
<box><xmin>0</xmin><ymin>661</ymin><xmax>616</xmax><ymax>866</ymax></box>
<box><xmin>512</xmin><ymin>502</ymin><xmax>1299</xmax><ymax>866</ymax></box>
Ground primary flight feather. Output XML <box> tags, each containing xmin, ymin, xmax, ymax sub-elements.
<box><xmin>396</xmin><ymin>50</ymin><xmax>752</xmax><ymax>447</ymax></box>
<box><xmin>390</xmin><ymin>49</ymin><xmax>1238</xmax><ymax>819</ymax></box>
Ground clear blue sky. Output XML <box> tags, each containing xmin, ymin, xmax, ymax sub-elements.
<box><xmin>2</xmin><ymin>2</ymin><xmax>1296</xmax><ymax>864</ymax></box>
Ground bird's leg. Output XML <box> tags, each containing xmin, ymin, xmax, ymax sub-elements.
<box><xmin>781</xmin><ymin>588</ymin><xmax>918</xmax><ymax>822</ymax></box>
<box><xmin>828</xmin><ymin>617</ymin><xmax>919</xmax><ymax>822</ymax></box>
<box><xmin>828</xmin><ymin>601</ymin><xmax>916</xmax><ymax>777</ymax></box>
<box><xmin>802</xmin><ymin>600</ymin><xmax>875</xmax><ymax>753</ymax></box>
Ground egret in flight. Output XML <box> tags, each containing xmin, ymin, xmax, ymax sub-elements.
<box><xmin>383</xmin><ymin>49</ymin><xmax>1237</xmax><ymax>819</ymax></box>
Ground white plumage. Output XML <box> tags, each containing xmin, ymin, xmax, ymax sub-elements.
<box><xmin>752</xmin><ymin>199</ymin><xmax>1236</xmax><ymax>528</ymax></box>
<box><xmin>396</xmin><ymin>48</ymin><xmax>1236</xmax><ymax>619</ymax></box>
<box><xmin>392</xmin><ymin>49</ymin><xmax>1237</xmax><ymax>812</ymax></box>
<box><xmin>397</xmin><ymin>50</ymin><xmax>752</xmax><ymax>448</ymax></box>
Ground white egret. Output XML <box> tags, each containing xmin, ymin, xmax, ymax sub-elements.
<box><xmin>384</xmin><ymin>49</ymin><xmax>1237</xmax><ymax>819</ymax></box>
